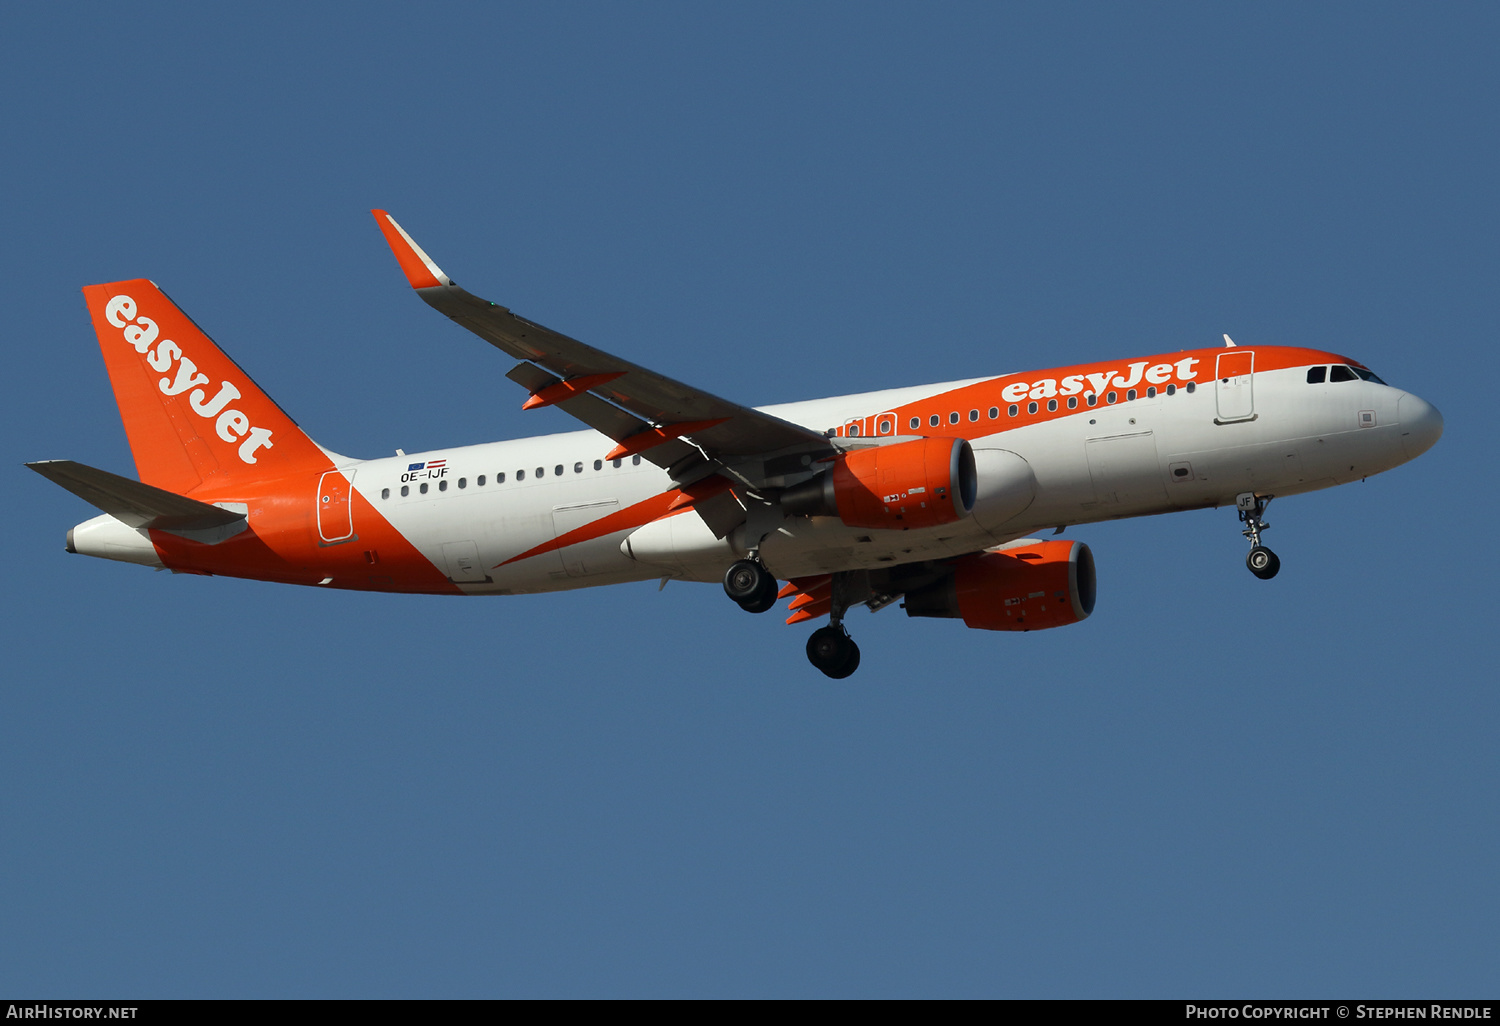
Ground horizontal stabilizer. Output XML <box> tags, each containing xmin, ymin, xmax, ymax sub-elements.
<box><xmin>27</xmin><ymin>460</ymin><xmax>247</xmax><ymax>532</ymax></box>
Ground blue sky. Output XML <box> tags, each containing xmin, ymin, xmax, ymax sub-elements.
<box><xmin>2</xmin><ymin>3</ymin><xmax>1496</xmax><ymax>997</ymax></box>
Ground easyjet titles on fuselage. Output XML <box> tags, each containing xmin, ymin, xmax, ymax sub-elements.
<box><xmin>104</xmin><ymin>294</ymin><xmax>275</xmax><ymax>465</ymax></box>
<box><xmin>997</xmin><ymin>357</ymin><xmax>1201</xmax><ymax>403</ymax></box>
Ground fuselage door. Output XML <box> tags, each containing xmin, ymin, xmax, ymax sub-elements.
<box><xmin>317</xmin><ymin>469</ymin><xmax>355</xmax><ymax>544</ymax></box>
<box><xmin>442</xmin><ymin>540</ymin><xmax>490</xmax><ymax>583</ymax></box>
<box><xmin>1085</xmin><ymin>431</ymin><xmax>1169</xmax><ymax>509</ymax></box>
<box><xmin>1215</xmin><ymin>350</ymin><xmax>1255</xmax><ymax>422</ymax></box>
<box><xmin>552</xmin><ymin>499</ymin><xmax>621</xmax><ymax>577</ymax></box>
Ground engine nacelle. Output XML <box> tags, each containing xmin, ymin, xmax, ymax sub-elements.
<box><xmin>903</xmin><ymin>539</ymin><xmax>1096</xmax><ymax>631</ymax></box>
<box><xmin>781</xmin><ymin>437</ymin><xmax>977</xmax><ymax>530</ymax></box>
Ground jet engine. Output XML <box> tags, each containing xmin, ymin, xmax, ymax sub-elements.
<box><xmin>902</xmin><ymin>539</ymin><xmax>1096</xmax><ymax>631</ymax></box>
<box><xmin>781</xmin><ymin>437</ymin><xmax>977</xmax><ymax>530</ymax></box>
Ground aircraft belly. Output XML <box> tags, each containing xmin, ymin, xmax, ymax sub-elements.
<box><xmin>758</xmin><ymin>516</ymin><xmax>998</xmax><ymax>581</ymax></box>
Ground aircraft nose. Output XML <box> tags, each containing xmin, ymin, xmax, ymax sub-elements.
<box><xmin>1397</xmin><ymin>392</ymin><xmax>1444</xmax><ymax>460</ymax></box>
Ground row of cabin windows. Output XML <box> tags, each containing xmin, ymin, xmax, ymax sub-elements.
<box><xmin>380</xmin><ymin>454</ymin><xmax>643</xmax><ymax>500</ymax></box>
<box><xmin>1308</xmin><ymin>364</ymin><xmax>1386</xmax><ymax>385</ymax></box>
<box><xmin>844</xmin><ymin>381</ymin><xmax>1199</xmax><ymax>436</ymax></box>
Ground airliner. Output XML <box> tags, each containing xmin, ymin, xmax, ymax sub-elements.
<box><xmin>29</xmin><ymin>211</ymin><xmax>1444</xmax><ymax>677</ymax></box>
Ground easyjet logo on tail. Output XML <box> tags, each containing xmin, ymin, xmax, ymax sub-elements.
<box><xmin>104</xmin><ymin>295</ymin><xmax>274</xmax><ymax>465</ymax></box>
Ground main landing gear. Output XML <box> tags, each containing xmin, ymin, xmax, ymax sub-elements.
<box><xmin>723</xmin><ymin>558</ymin><xmax>778</xmax><ymax>613</ymax></box>
<box><xmin>806</xmin><ymin>626</ymin><xmax>860</xmax><ymax>679</ymax></box>
<box><xmin>723</xmin><ymin>559</ymin><xmax>865</xmax><ymax>678</ymax></box>
<box><xmin>806</xmin><ymin>570</ymin><xmax>867</xmax><ymax>679</ymax></box>
<box><xmin>1237</xmin><ymin>492</ymin><xmax>1281</xmax><ymax>580</ymax></box>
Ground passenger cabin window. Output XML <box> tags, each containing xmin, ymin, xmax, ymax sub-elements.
<box><xmin>632</xmin><ymin>455</ymin><xmax>641</xmax><ymax>465</ymax></box>
<box><xmin>1027</xmin><ymin>401</ymin><xmax>1038</xmax><ymax>415</ymax></box>
<box><xmin>1307</xmin><ymin>366</ymin><xmax>1327</xmax><ymax>384</ymax></box>
<box><xmin>1067</xmin><ymin>397</ymin><xmax>1078</xmax><ymax>409</ymax></box>
<box><xmin>574</xmin><ymin>462</ymin><xmax>583</xmax><ymax>474</ymax></box>
<box><xmin>419</xmin><ymin>482</ymin><xmax>429</xmax><ymax>494</ymax></box>
<box><xmin>1330</xmin><ymin>365</ymin><xmax>1357</xmax><ymax>383</ymax></box>
<box><xmin>478</xmin><ymin>475</ymin><xmax>486</xmax><ymax>486</ymax></box>
<box><xmin>516</xmin><ymin>469</ymin><xmax>525</xmax><ymax>480</ymax></box>
<box><xmin>381</xmin><ymin>487</ymin><xmax>390</xmax><ymax>499</ymax></box>
<box><xmin>988</xmin><ymin>407</ymin><xmax>999</xmax><ymax>419</ymax></box>
<box><xmin>1047</xmin><ymin>399</ymin><xmax>1058</xmax><ymax>412</ymax></box>
<box><xmin>458</xmin><ymin>477</ymin><xmax>466</xmax><ymax>489</ymax></box>
<box><xmin>555</xmin><ymin>465</ymin><xmax>564</xmax><ymax>476</ymax></box>
<box><xmin>400</xmin><ymin>485</ymin><xmax>409</xmax><ymax>497</ymax></box>
<box><xmin>594</xmin><ymin>460</ymin><xmax>602</xmax><ymax>471</ymax></box>
<box><xmin>1008</xmin><ymin>404</ymin><xmax>1018</xmax><ymax>417</ymax></box>
<box><xmin>948</xmin><ymin>412</ymin><xmax>959</xmax><ymax>425</ymax></box>
<box><xmin>929</xmin><ymin>415</ymin><xmax>940</xmax><ymax>427</ymax></box>
<box><xmin>536</xmin><ymin>467</ymin><xmax>545</xmax><ymax>478</ymax></box>
<box><xmin>496</xmin><ymin>473</ymin><xmax>505</xmax><ymax>483</ymax></box>
<box><xmin>439</xmin><ymin>479</ymin><xmax>448</xmax><ymax>492</ymax></box>
<box><xmin>969</xmin><ymin>410</ymin><xmax>979</xmax><ymax>422</ymax></box>
<box><xmin>910</xmin><ymin>417</ymin><xmax>920</xmax><ymax>430</ymax></box>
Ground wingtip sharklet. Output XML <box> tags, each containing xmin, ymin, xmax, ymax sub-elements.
<box><xmin>371</xmin><ymin>209</ymin><xmax>452</xmax><ymax>290</ymax></box>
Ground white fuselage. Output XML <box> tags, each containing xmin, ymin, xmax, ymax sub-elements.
<box><xmin>352</xmin><ymin>364</ymin><xmax>1424</xmax><ymax>594</ymax></box>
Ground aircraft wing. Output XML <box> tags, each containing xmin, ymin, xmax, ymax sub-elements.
<box><xmin>372</xmin><ymin>210</ymin><xmax>835</xmax><ymax>485</ymax></box>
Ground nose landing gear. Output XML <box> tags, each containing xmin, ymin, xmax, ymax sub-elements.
<box><xmin>1237</xmin><ymin>492</ymin><xmax>1280</xmax><ymax>580</ymax></box>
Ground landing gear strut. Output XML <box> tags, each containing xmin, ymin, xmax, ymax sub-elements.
<box><xmin>723</xmin><ymin>558</ymin><xmax>778</xmax><ymax>613</ymax></box>
<box><xmin>1236</xmin><ymin>492</ymin><xmax>1280</xmax><ymax>580</ymax></box>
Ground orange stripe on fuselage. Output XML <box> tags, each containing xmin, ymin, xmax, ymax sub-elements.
<box><xmin>146</xmin><ymin>475</ymin><xmax>461</xmax><ymax>594</ymax></box>
<box><xmin>839</xmin><ymin>346</ymin><xmax>1350</xmax><ymax>442</ymax></box>
<box><xmin>497</xmin><ymin>488</ymin><xmax>687</xmax><ymax>568</ymax></box>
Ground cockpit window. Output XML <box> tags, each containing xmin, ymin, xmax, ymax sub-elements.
<box><xmin>1351</xmin><ymin>366</ymin><xmax>1386</xmax><ymax>385</ymax></box>
<box><xmin>1307</xmin><ymin>366</ymin><xmax>1327</xmax><ymax>384</ymax></box>
<box><xmin>1330</xmin><ymin>365</ymin><xmax>1358</xmax><ymax>383</ymax></box>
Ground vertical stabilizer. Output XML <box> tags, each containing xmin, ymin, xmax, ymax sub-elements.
<box><xmin>82</xmin><ymin>280</ymin><xmax>331</xmax><ymax>494</ymax></box>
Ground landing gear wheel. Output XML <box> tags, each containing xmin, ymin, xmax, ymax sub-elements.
<box><xmin>735</xmin><ymin>572</ymin><xmax>779</xmax><ymax>614</ymax></box>
<box><xmin>806</xmin><ymin>626</ymin><xmax>861</xmax><ymax>679</ymax></box>
<box><xmin>1246</xmin><ymin>545</ymin><xmax>1280</xmax><ymax>580</ymax></box>
<box><xmin>724</xmin><ymin>559</ymin><xmax>773</xmax><ymax>609</ymax></box>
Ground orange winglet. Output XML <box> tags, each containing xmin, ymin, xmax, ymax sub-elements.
<box><xmin>666</xmin><ymin>475</ymin><xmax>733</xmax><ymax>511</ymax></box>
<box><xmin>605</xmin><ymin>419</ymin><xmax>729</xmax><ymax>461</ymax></box>
<box><xmin>522</xmin><ymin>372</ymin><xmax>626</xmax><ymax>411</ymax></box>
<box><xmin>371</xmin><ymin>209</ymin><xmax>451</xmax><ymax>290</ymax></box>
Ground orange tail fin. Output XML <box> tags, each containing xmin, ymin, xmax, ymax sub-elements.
<box><xmin>83</xmin><ymin>280</ymin><xmax>332</xmax><ymax>494</ymax></box>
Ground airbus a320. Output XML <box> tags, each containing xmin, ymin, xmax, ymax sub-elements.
<box><xmin>29</xmin><ymin>211</ymin><xmax>1444</xmax><ymax>677</ymax></box>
